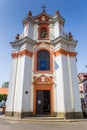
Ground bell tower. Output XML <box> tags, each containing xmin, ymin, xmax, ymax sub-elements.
<box><xmin>6</xmin><ymin>9</ymin><xmax>83</xmax><ymax>119</ymax></box>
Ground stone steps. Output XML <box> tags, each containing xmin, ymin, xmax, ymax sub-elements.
<box><xmin>23</xmin><ymin>117</ymin><xmax>64</xmax><ymax>122</ymax></box>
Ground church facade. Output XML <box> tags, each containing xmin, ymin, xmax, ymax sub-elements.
<box><xmin>6</xmin><ymin>9</ymin><xmax>83</xmax><ymax>119</ymax></box>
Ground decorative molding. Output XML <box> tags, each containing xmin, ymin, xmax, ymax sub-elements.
<box><xmin>10</xmin><ymin>36</ymin><xmax>35</xmax><ymax>47</ymax></box>
<box><xmin>38</xmin><ymin>24</ymin><xmax>49</xmax><ymax>40</ymax></box>
<box><xmin>51</xmin><ymin>36</ymin><xmax>77</xmax><ymax>46</ymax></box>
<box><xmin>12</xmin><ymin>49</ymin><xmax>33</xmax><ymax>58</ymax></box>
<box><xmin>33</xmin><ymin>75</ymin><xmax>54</xmax><ymax>115</ymax></box>
<box><xmin>38</xmin><ymin>13</ymin><xmax>49</xmax><ymax>22</ymax></box>
<box><xmin>59</xmin><ymin>21</ymin><xmax>64</xmax><ymax>26</ymax></box>
<box><xmin>54</xmin><ymin>48</ymin><xmax>77</xmax><ymax>57</ymax></box>
<box><xmin>36</xmin><ymin>42</ymin><xmax>51</xmax><ymax>45</ymax></box>
<box><xmin>33</xmin><ymin>47</ymin><xmax>53</xmax><ymax>73</ymax></box>
<box><xmin>32</xmin><ymin>75</ymin><xmax>54</xmax><ymax>85</ymax></box>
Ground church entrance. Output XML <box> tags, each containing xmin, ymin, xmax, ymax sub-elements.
<box><xmin>36</xmin><ymin>90</ymin><xmax>50</xmax><ymax>115</ymax></box>
<box><xmin>33</xmin><ymin>75</ymin><xmax>54</xmax><ymax>115</ymax></box>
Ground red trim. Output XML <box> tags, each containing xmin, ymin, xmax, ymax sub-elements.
<box><xmin>38</xmin><ymin>24</ymin><xmax>49</xmax><ymax>40</ymax></box>
<box><xmin>33</xmin><ymin>86</ymin><xmax>53</xmax><ymax>115</ymax></box>
<box><xmin>36</xmin><ymin>42</ymin><xmax>51</xmax><ymax>45</ymax></box>
<box><xmin>33</xmin><ymin>75</ymin><xmax>54</xmax><ymax>115</ymax></box>
<box><xmin>33</xmin><ymin>48</ymin><xmax>53</xmax><ymax>74</ymax></box>
<box><xmin>38</xmin><ymin>13</ymin><xmax>49</xmax><ymax>22</ymax></box>
<box><xmin>12</xmin><ymin>49</ymin><xmax>33</xmax><ymax>58</ymax></box>
<box><xmin>54</xmin><ymin>48</ymin><xmax>77</xmax><ymax>57</ymax></box>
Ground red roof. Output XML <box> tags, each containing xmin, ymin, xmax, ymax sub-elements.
<box><xmin>0</xmin><ymin>88</ymin><xmax>8</xmax><ymax>94</ymax></box>
<box><xmin>84</xmin><ymin>75</ymin><xmax>87</xmax><ymax>78</ymax></box>
<box><xmin>78</xmin><ymin>73</ymin><xmax>87</xmax><ymax>78</ymax></box>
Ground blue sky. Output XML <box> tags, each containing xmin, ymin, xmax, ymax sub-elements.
<box><xmin>0</xmin><ymin>0</ymin><xmax>87</xmax><ymax>86</ymax></box>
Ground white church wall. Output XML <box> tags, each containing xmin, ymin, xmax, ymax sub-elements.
<box><xmin>25</xmin><ymin>42</ymin><xmax>33</xmax><ymax>52</ymax></box>
<box><xmin>55</xmin><ymin>55</ymin><xmax>65</xmax><ymax>113</ymax></box>
<box><xmin>13</xmin><ymin>56</ymin><xmax>25</xmax><ymax>112</ymax></box>
<box><xmin>49</xmin><ymin>24</ymin><xmax>55</xmax><ymax>40</ymax></box>
<box><xmin>54</xmin><ymin>54</ymin><xmax>80</xmax><ymax>113</ymax></box>
<box><xmin>6</xmin><ymin>58</ymin><xmax>18</xmax><ymax>111</ymax></box>
<box><xmin>59</xmin><ymin>23</ymin><xmax>64</xmax><ymax>37</ymax></box>
<box><xmin>61</xmin><ymin>55</ymin><xmax>81</xmax><ymax>112</ymax></box>
<box><xmin>10</xmin><ymin>55</ymin><xmax>32</xmax><ymax>112</ymax></box>
<box><xmin>54</xmin><ymin>21</ymin><xmax>60</xmax><ymax>38</ymax></box>
<box><xmin>54</xmin><ymin>42</ymin><xmax>75</xmax><ymax>53</ymax></box>
<box><xmin>33</xmin><ymin>24</ymin><xmax>38</xmax><ymax>40</ymax></box>
<box><xmin>70</xmin><ymin>57</ymin><xmax>82</xmax><ymax>112</ymax></box>
<box><xmin>23</xmin><ymin>23</ymin><xmax>29</xmax><ymax>37</ymax></box>
<box><xmin>21</xmin><ymin>55</ymin><xmax>32</xmax><ymax>112</ymax></box>
<box><xmin>28</xmin><ymin>22</ymin><xmax>34</xmax><ymax>39</ymax></box>
<box><xmin>62</xmin><ymin>55</ymin><xmax>73</xmax><ymax>112</ymax></box>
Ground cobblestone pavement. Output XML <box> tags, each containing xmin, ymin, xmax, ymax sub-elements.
<box><xmin>0</xmin><ymin>117</ymin><xmax>87</xmax><ymax>130</ymax></box>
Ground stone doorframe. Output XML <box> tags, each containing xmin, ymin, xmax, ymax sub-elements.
<box><xmin>32</xmin><ymin>75</ymin><xmax>54</xmax><ymax>115</ymax></box>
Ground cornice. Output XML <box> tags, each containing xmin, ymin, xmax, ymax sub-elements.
<box><xmin>51</xmin><ymin>36</ymin><xmax>78</xmax><ymax>47</ymax></box>
<box><xmin>10</xmin><ymin>36</ymin><xmax>35</xmax><ymax>47</ymax></box>
<box><xmin>54</xmin><ymin>48</ymin><xmax>77</xmax><ymax>57</ymax></box>
<box><xmin>53</xmin><ymin>15</ymin><xmax>65</xmax><ymax>25</ymax></box>
<box><xmin>22</xmin><ymin>12</ymin><xmax>65</xmax><ymax>25</ymax></box>
<box><xmin>23</xmin><ymin>12</ymin><xmax>52</xmax><ymax>24</ymax></box>
<box><xmin>12</xmin><ymin>49</ymin><xmax>33</xmax><ymax>58</ymax></box>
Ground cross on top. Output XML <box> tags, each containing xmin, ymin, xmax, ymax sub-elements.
<box><xmin>41</xmin><ymin>5</ymin><xmax>46</xmax><ymax>13</ymax></box>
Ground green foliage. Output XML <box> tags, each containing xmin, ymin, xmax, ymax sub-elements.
<box><xmin>0</xmin><ymin>94</ymin><xmax>7</xmax><ymax>102</ymax></box>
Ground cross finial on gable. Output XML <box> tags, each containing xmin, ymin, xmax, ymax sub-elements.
<box><xmin>41</xmin><ymin>5</ymin><xmax>46</xmax><ymax>13</ymax></box>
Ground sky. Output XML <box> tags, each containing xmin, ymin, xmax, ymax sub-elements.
<box><xmin>0</xmin><ymin>0</ymin><xmax>87</xmax><ymax>87</ymax></box>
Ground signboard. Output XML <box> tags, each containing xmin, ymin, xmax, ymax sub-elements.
<box><xmin>80</xmin><ymin>93</ymin><xmax>84</xmax><ymax>98</ymax></box>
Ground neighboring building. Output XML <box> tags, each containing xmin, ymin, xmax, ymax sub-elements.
<box><xmin>6</xmin><ymin>9</ymin><xmax>82</xmax><ymax>119</ymax></box>
<box><xmin>0</xmin><ymin>88</ymin><xmax>8</xmax><ymax>94</ymax></box>
<box><xmin>78</xmin><ymin>73</ymin><xmax>87</xmax><ymax>107</ymax></box>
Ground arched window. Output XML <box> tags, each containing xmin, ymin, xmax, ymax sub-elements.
<box><xmin>40</xmin><ymin>28</ymin><xmax>47</xmax><ymax>38</ymax></box>
<box><xmin>37</xmin><ymin>50</ymin><xmax>50</xmax><ymax>70</ymax></box>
